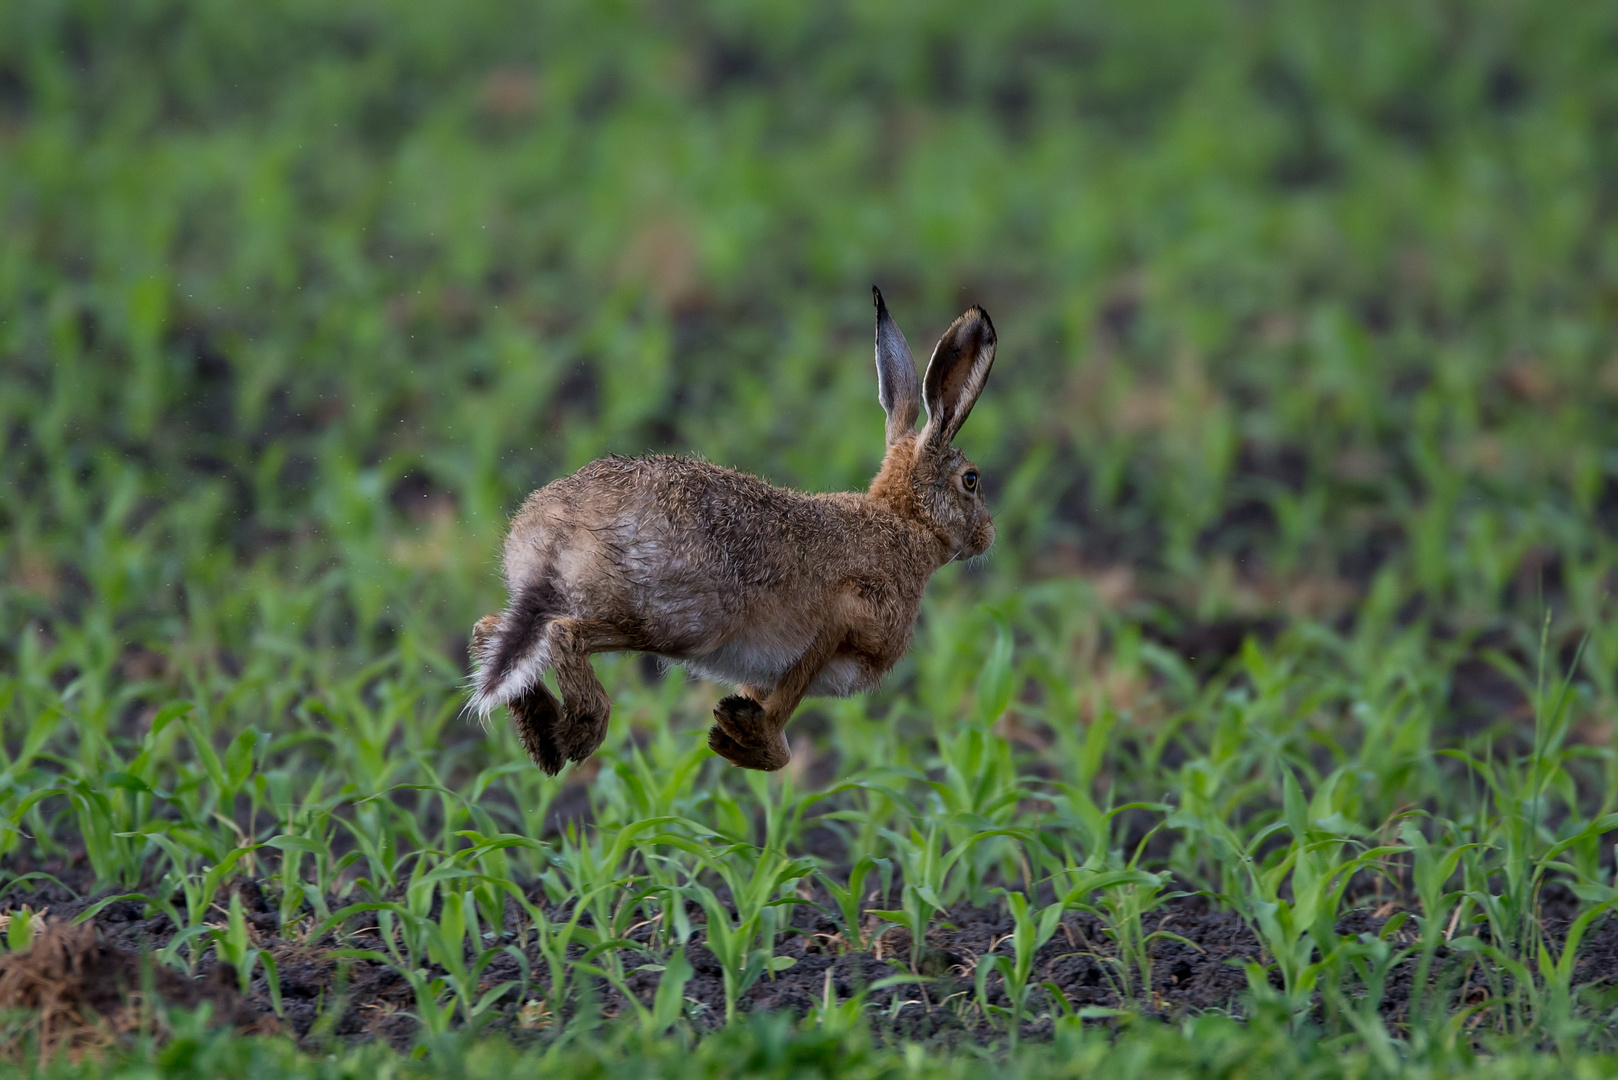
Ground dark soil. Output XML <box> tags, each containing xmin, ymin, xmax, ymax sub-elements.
<box><xmin>6</xmin><ymin>872</ymin><xmax>1618</xmax><ymax>1051</ymax></box>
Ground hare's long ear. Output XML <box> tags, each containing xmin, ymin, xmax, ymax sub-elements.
<box><xmin>919</xmin><ymin>305</ymin><xmax>996</xmax><ymax>450</ymax></box>
<box><xmin>873</xmin><ymin>287</ymin><xmax>920</xmax><ymax>446</ymax></box>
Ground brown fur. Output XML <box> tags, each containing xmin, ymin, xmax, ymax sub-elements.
<box><xmin>469</xmin><ymin>290</ymin><xmax>996</xmax><ymax>773</ymax></box>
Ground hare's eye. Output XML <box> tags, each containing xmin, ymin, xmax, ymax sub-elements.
<box><xmin>962</xmin><ymin>469</ymin><xmax>978</xmax><ymax>493</ymax></box>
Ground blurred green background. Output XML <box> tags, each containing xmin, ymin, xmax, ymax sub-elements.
<box><xmin>11</xmin><ymin>1</ymin><xmax>1618</xmax><ymax>1063</ymax></box>
<box><xmin>5</xmin><ymin>0</ymin><xmax>1618</xmax><ymax>769</ymax></box>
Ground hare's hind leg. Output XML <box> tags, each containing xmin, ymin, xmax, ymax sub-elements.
<box><xmin>509</xmin><ymin>683</ymin><xmax>568</xmax><ymax>775</ymax></box>
<box><xmin>470</xmin><ymin>614</ymin><xmax>501</xmax><ymax>657</ymax></box>
<box><xmin>546</xmin><ymin>618</ymin><xmax>637</xmax><ymax>764</ymax></box>
<box><xmin>469</xmin><ymin>580</ymin><xmax>566</xmax><ymax>712</ymax></box>
<box><xmin>471</xmin><ymin>614</ymin><xmax>567</xmax><ymax>775</ymax></box>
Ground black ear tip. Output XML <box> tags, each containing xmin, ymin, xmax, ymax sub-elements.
<box><xmin>949</xmin><ymin>305</ymin><xmax>995</xmax><ymax>346</ymax></box>
<box><xmin>872</xmin><ymin>285</ymin><xmax>885</xmax><ymax>311</ymax></box>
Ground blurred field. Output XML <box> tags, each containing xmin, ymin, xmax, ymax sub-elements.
<box><xmin>6</xmin><ymin>0</ymin><xmax>1618</xmax><ymax>1075</ymax></box>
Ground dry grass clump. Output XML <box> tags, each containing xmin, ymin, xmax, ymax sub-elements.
<box><xmin>0</xmin><ymin>922</ymin><xmax>270</xmax><ymax>1065</ymax></box>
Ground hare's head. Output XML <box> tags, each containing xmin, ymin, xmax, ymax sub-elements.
<box><xmin>867</xmin><ymin>288</ymin><xmax>997</xmax><ymax>562</ymax></box>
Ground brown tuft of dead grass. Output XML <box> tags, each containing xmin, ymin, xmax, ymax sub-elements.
<box><xmin>0</xmin><ymin>921</ymin><xmax>273</xmax><ymax>1064</ymax></box>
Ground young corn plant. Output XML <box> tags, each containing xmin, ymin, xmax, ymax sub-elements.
<box><xmin>209</xmin><ymin>889</ymin><xmax>283</xmax><ymax>1016</ymax></box>
<box><xmin>1237</xmin><ymin>771</ymin><xmax>1405</xmax><ymax>1020</ymax></box>
<box><xmin>1438</xmin><ymin>631</ymin><xmax>1595</xmax><ymax>1036</ymax></box>
<box><xmin>0</xmin><ymin>904</ymin><xmax>44</xmax><ymax>952</ymax></box>
<box><xmin>930</xmin><ymin>724</ymin><xmax>1030</xmax><ymax>905</ymax></box>
<box><xmin>1533</xmin><ymin>895</ymin><xmax>1618</xmax><ymax>1053</ymax></box>
<box><xmin>596</xmin><ymin>949</ymin><xmax>696</xmax><ymax>1047</ymax></box>
<box><xmin>973</xmin><ymin>889</ymin><xmax>1065</xmax><ymax>1042</ymax></box>
<box><xmin>26</xmin><ymin>762</ymin><xmax>161</xmax><ymax>889</ymax></box>
<box><xmin>816</xmin><ymin>855</ymin><xmax>893</xmax><ymax>953</ymax></box>
<box><xmin>265</xmin><ymin>785</ymin><xmax>357</xmax><ymax>925</ymax></box>
<box><xmin>869</xmin><ymin>817</ymin><xmax>1029</xmax><ymax>972</ymax></box>
<box><xmin>74</xmin><ymin>837</ymin><xmax>262</xmax><ymax>975</ymax></box>
<box><xmin>808</xmin><ymin>968</ymin><xmax>925</xmax><ymax>1037</ymax></box>
<box><xmin>547</xmin><ymin>817</ymin><xmax>690</xmax><ymax>959</ymax></box>
<box><xmin>685</xmin><ymin>841</ymin><xmax>814</xmax><ymax>1023</ymax></box>
<box><xmin>421</xmin><ymin>886</ymin><xmax>519</xmax><ymax>1029</ymax></box>
<box><xmin>1063</xmin><ymin>861</ymin><xmax>1181</xmax><ymax>1007</ymax></box>
<box><xmin>502</xmin><ymin>877</ymin><xmax>637</xmax><ymax>1033</ymax></box>
<box><xmin>321</xmin><ymin>886</ymin><xmax>516</xmax><ymax>1036</ymax></box>
<box><xmin>327</xmin><ymin>905</ymin><xmax>456</xmax><ymax>1038</ymax></box>
<box><xmin>1398</xmin><ymin>818</ymin><xmax>1478</xmax><ymax>1026</ymax></box>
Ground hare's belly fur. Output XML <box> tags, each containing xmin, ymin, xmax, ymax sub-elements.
<box><xmin>681</xmin><ymin>636</ymin><xmax>797</xmax><ymax>688</ymax></box>
<box><xmin>677</xmin><ymin>620</ymin><xmax>873</xmax><ymax>699</ymax></box>
<box><xmin>806</xmin><ymin>656</ymin><xmax>869</xmax><ymax>697</ymax></box>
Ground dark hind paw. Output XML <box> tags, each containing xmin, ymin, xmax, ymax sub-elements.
<box><xmin>558</xmin><ymin>702</ymin><xmax>611</xmax><ymax>764</ymax></box>
<box><xmin>508</xmin><ymin>684</ymin><xmax>566</xmax><ymax>776</ymax></box>
<box><xmin>708</xmin><ymin>696</ymin><xmax>789</xmax><ymax>771</ymax></box>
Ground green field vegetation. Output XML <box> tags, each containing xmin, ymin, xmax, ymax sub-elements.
<box><xmin>6</xmin><ymin>0</ymin><xmax>1618</xmax><ymax>1075</ymax></box>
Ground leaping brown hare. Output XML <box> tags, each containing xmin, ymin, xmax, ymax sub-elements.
<box><xmin>467</xmin><ymin>288</ymin><xmax>996</xmax><ymax>774</ymax></box>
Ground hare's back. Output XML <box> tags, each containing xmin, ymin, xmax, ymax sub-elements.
<box><xmin>505</xmin><ymin>454</ymin><xmax>852</xmax><ymax>604</ymax></box>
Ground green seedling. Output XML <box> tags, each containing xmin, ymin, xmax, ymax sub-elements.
<box><xmin>974</xmin><ymin>889</ymin><xmax>1065</xmax><ymax>1041</ymax></box>
<box><xmin>816</xmin><ymin>856</ymin><xmax>892</xmax><ymax>953</ymax></box>
<box><xmin>323</xmin><ymin>892</ymin><xmax>514</xmax><ymax>1036</ymax></box>
<box><xmin>1398</xmin><ymin>819</ymin><xmax>1479</xmax><ymax>1022</ymax></box>
<box><xmin>1237</xmin><ymin>772</ymin><xmax>1406</xmax><ymax>1018</ymax></box>
<box><xmin>210</xmin><ymin>889</ymin><xmax>283</xmax><ymax>1016</ymax></box>
<box><xmin>683</xmin><ymin>841</ymin><xmax>813</xmax><ymax>1023</ymax></box>
<box><xmin>1</xmin><ymin>905</ymin><xmax>43</xmax><ymax>952</ymax></box>
<box><xmin>1068</xmin><ymin>864</ymin><xmax>1182</xmax><ymax>1006</ymax></box>
<box><xmin>809</xmin><ymin>968</ymin><xmax>926</xmax><ymax>1037</ymax></box>
<box><xmin>868</xmin><ymin>816</ymin><xmax>1028</xmax><ymax>971</ymax></box>
<box><xmin>592</xmin><ymin>949</ymin><xmax>695</xmax><ymax>1048</ymax></box>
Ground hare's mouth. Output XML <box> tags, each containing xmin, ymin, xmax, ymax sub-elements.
<box><xmin>958</xmin><ymin>530</ymin><xmax>995</xmax><ymax>563</ymax></box>
<box><xmin>949</xmin><ymin>540</ymin><xmax>994</xmax><ymax>566</ymax></box>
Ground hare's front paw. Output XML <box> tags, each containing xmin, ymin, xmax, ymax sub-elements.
<box><xmin>707</xmin><ymin>723</ymin><xmax>791</xmax><ymax>771</ymax></box>
<box><xmin>712</xmin><ymin>694</ymin><xmax>766</xmax><ymax>738</ymax></box>
<box><xmin>708</xmin><ymin>696</ymin><xmax>789</xmax><ymax>771</ymax></box>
